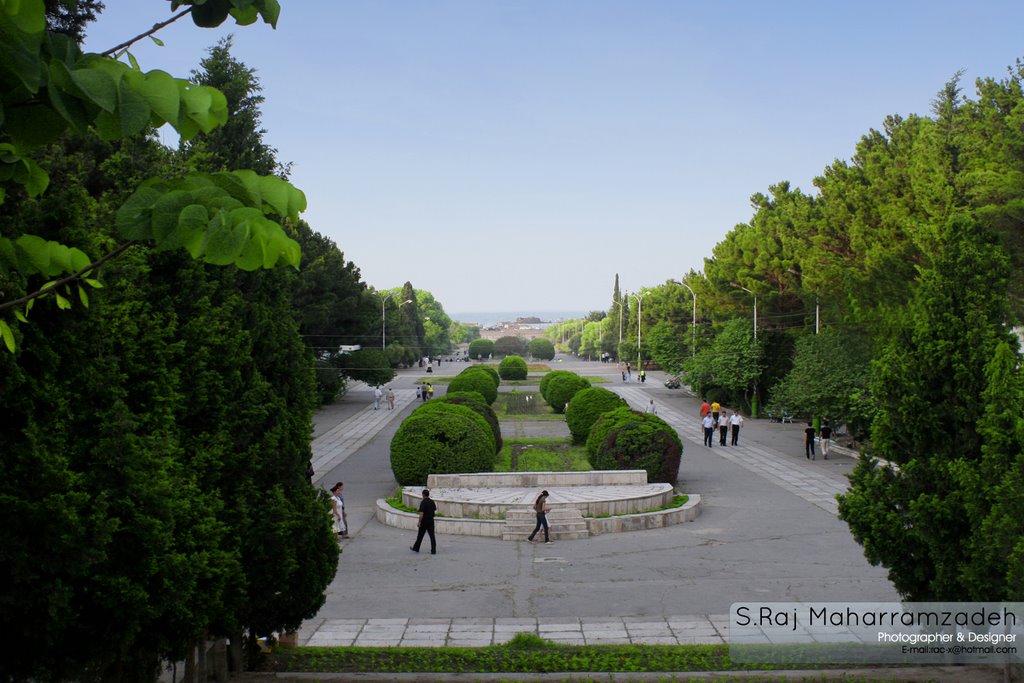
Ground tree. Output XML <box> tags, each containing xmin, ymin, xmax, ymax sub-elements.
<box><xmin>528</xmin><ymin>336</ymin><xmax>555</xmax><ymax>360</ymax></box>
<box><xmin>338</xmin><ymin>348</ymin><xmax>395</xmax><ymax>387</ymax></box>
<box><xmin>838</xmin><ymin>215</ymin><xmax>1015</xmax><ymax>600</ymax></box>
<box><xmin>468</xmin><ymin>338</ymin><xmax>495</xmax><ymax>360</ymax></box>
<box><xmin>184</xmin><ymin>35</ymin><xmax>282</xmax><ymax>176</ymax></box>
<box><xmin>644</xmin><ymin>319</ymin><xmax>688</xmax><ymax>375</ymax></box>
<box><xmin>494</xmin><ymin>335</ymin><xmax>527</xmax><ymax>356</ymax></box>
<box><xmin>683</xmin><ymin>318</ymin><xmax>762</xmax><ymax>409</ymax></box>
<box><xmin>0</xmin><ymin>1</ymin><xmax>303</xmax><ymax>354</ymax></box>
<box><xmin>767</xmin><ymin>326</ymin><xmax>873</xmax><ymax>433</ymax></box>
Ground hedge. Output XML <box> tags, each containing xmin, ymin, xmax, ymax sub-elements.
<box><xmin>544</xmin><ymin>372</ymin><xmax>591</xmax><ymax>414</ymax></box>
<box><xmin>498</xmin><ymin>355</ymin><xmax>528</xmax><ymax>381</ymax></box>
<box><xmin>586</xmin><ymin>407</ymin><xmax>683</xmax><ymax>484</ymax></box>
<box><xmin>468</xmin><ymin>338</ymin><xmax>495</xmax><ymax>360</ymax></box>
<box><xmin>539</xmin><ymin>370</ymin><xmax>575</xmax><ymax>403</ymax></box>
<box><xmin>422</xmin><ymin>391</ymin><xmax>503</xmax><ymax>453</ymax></box>
<box><xmin>448</xmin><ymin>368</ymin><xmax>498</xmax><ymax>405</ymax></box>
<box><xmin>528</xmin><ymin>337</ymin><xmax>555</xmax><ymax>360</ymax></box>
<box><xmin>390</xmin><ymin>404</ymin><xmax>496</xmax><ymax>485</ymax></box>
<box><xmin>565</xmin><ymin>387</ymin><xmax>628</xmax><ymax>444</ymax></box>
<box><xmin>465</xmin><ymin>364</ymin><xmax>500</xmax><ymax>388</ymax></box>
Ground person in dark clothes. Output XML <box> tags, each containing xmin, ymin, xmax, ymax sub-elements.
<box><xmin>805</xmin><ymin>421</ymin><xmax>817</xmax><ymax>460</ymax></box>
<box><xmin>819</xmin><ymin>419</ymin><xmax>832</xmax><ymax>459</ymax></box>
<box><xmin>527</xmin><ymin>490</ymin><xmax>552</xmax><ymax>544</ymax></box>
<box><xmin>410</xmin><ymin>489</ymin><xmax>437</xmax><ymax>554</ymax></box>
<box><xmin>719</xmin><ymin>411</ymin><xmax>729</xmax><ymax>446</ymax></box>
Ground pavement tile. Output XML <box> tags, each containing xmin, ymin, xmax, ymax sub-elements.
<box><xmin>353</xmin><ymin>639</ymin><xmax>401</xmax><ymax>647</ymax></box>
<box><xmin>495</xmin><ymin>617</ymin><xmax>538</xmax><ymax>625</ymax></box>
<box><xmin>408</xmin><ymin>618</ymin><xmax>453</xmax><ymax>626</ymax></box>
<box><xmin>629</xmin><ymin>636</ymin><xmax>679</xmax><ymax>645</ymax></box>
<box><xmin>539</xmin><ymin>622</ymin><xmax>581</xmax><ymax>631</ymax></box>
<box><xmin>366</xmin><ymin>618</ymin><xmax>408</xmax><ymax>625</ymax></box>
<box><xmin>585</xmin><ymin>637</ymin><xmax>631</xmax><ymax>645</ymax></box>
<box><xmin>399</xmin><ymin>639</ymin><xmax>447</xmax><ymax>647</ymax></box>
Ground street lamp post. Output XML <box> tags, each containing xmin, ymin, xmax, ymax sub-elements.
<box><xmin>732</xmin><ymin>283</ymin><xmax>759</xmax><ymax>418</ymax></box>
<box><xmin>629</xmin><ymin>290</ymin><xmax>648</xmax><ymax>372</ymax></box>
<box><xmin>672</xmin><ymin>279</ymin><xmax>697</xmax><ymax>357</ymax></box>
<box><xmin>377</xmin><ymin>292</ymin><xmax>411</xmax><ymax>350</ymax></box>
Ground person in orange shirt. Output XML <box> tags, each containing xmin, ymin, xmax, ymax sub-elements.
<box><xmin>700</xmin><ymin>400</ymin><xmax>710</xmax><ymax>418</ymax></box>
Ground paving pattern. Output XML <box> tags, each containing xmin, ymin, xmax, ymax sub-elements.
<box><xmin>302</xmin><ymin>614</ymin><xmax>729</xmax><ymax>647</ymax></box>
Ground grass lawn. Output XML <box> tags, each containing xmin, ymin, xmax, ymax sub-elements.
<box><xmin>495</xmin><ymin>437</ymin><xmax>591</xmax><ymax>471</ymax></box>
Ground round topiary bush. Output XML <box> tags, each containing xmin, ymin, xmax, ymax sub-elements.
<box><xmin>586</xmin><ymin>407</ymin><xmax>683</xmax><ymax>484</ymax></box>
<box><xmin>544</xmin><ymin>372</ymin><xmax>590</xmax><ymax>414</ymax></box>
<box><xmin>468</xmin><ymin>338</ymin><xmax>495</xmax><ymax>360</ymax></box>
<box><xmin>528</xmin><ymin>337</ymin><xmax>555</xmax><ymax>361</ymax></box>
<box><xmin>539</xmin><ymin>370</ymin><xmax>575</xmax><ymax>403</ymax></box>
<box><xmin>464</xmin><ymin>364</ymin><xmax>500</xmax><ymax>388</ymax></box>
<box><xmin>390</xmin><ymin>404</ymin><xmax>497</xmax><ymax>485</ymax></box>
<box><xmin>422</xmin><ymin>391</ymin><xmax>503</xmax><ymax>453</ymax></box>
<box><xmin>448</xmin><ymin>369</ymin><xmax>498</xmax><ymax>405</ymax></box>
<box><xmin>494</xmin><ymin>335</ymin><xmax>528</xmax><ymax>356</ymax></box>
<box><xmin>565</xmin><ymin>386</ymin><xmax>628</xmax><ymax>444</ymax></box>
<box><xmin>498</xmin><ymin>355</ymin><xmax>528</xmax><ymax>381</ymax></box>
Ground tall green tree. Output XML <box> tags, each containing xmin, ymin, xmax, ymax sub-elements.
<box><xmin>838</xmin><ymin>215</ymin><xmax>1015</xmax><ymax>600</ymax></box>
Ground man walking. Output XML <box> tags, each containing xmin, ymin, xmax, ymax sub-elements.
<box><xmin>373</xmin><ymin>386</ymin><xmax>382</xmax><ymax>410</ymax></box>
<box><xmin>410</xmin><ymin>489</ymin><xmax>437</xmax><ymax>554</ymax></box>
<box><xmin>729</xmin><ymin>411</ymin><xmax>744</xmax><ymax>446</ymax></box>
<box><xmin>702</xmin><ymin>412</ymin><xmax>715</xmax><ymax>448</ymax></box>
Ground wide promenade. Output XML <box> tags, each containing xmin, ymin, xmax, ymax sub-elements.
<box><xmin>302</xmin><ymin>355</ymin><xmax>899</xmax><ymax>648</ymax></box>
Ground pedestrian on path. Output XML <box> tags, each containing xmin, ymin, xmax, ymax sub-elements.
<box><xmin>416</xmin><ymin>385</ymin><xmax>422</xmax><ymax>401</ymax></box>
<box><xmin>426</xmin><ymin>383</ymin><xmax>434</xmax><ymax>400</ymax></box>
<box><xmin>410</xmin><ymin>489</ymin><xmax>437</xmax><ymax>554</ymax></box>
<box><xmin>639</xmin><ymin>369</ymin><xmax>646</xmax><ymax>383</ymax></box>
<box><xmin>645</xmin><ymin>399</ymin><xmax>657</xmax><ymax>415</ymax></box>
<box><xmin>700</xmin><ymin>400</ymin><xmax>710</xmax><ymax>418</ymax></box>
<box><xmin>331</xmin><ymin>482</ymin><xmax>348</xmax><ymax>539</ymax></box>
<box><xmin>386</xmin><ymin>388</ymin><xmax>396</xmax><ymax>410</ymax></box>
<box><xmin>819</xmin><ymin>419</ymin><xmax>832</xmax><ymax>459</ymax></box>
<box><xmin>711</xmin><ymin>400</ymin><xmax>720</xmax><ymax>423</ymax></box>
<box><xmin>527</xmin><ymin>490</ymin><xmax>552</xmax><ymax>544</ymax></box>
<box><xmin>719</xmin><ymin>411</ymin><xmax>729</xmax><ymax>446</ymax></box>
<box><xmin>373</xmin><ymin>386</ymin><xmax>382</xmax><ymax>410</ymax></box>
<box><xmin>420</xmin><ymin>384</ymin><xmax>427</xmax><ymax>402</ymax></box>
<box><xmin>805</xmin><ymin>421</ymin><xmax>817</xmax><ymax>460</ymax></box>
<box><xmin>729</xmin><ymin>411</ymin><xmax>744</xmax><ymax>446</ymax></box>
<box><xmin>702</xmin><ymin>413</ymin><xmax>715</xmax><ymax>447</ymax></box>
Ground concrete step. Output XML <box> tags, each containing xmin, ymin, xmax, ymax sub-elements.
<box><xmin>502</xmin><ymin>507</ymin><xmax>589</xmax><ymax>541</ymax></box>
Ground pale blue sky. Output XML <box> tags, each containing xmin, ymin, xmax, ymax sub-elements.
<box><xmin>84</xmin><ymin>2</ymin><xmax>1023</xmax><ymax>314</ymax></box>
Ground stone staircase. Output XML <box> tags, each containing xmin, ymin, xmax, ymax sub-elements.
<box><xmin>502</xmin><ymin>507</ymin><xmax>589</xmax><ymax>541</ymax></box>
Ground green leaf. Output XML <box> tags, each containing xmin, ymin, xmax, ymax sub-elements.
<box><xmin>78</xmin><ymin>285</ymin><xmax>89</xmax><ymax>307</ymax></box>
<box><xmin>178</xmin><ymin>204</ymin><xmax>209</xmax><ymax>258</ymax></box>
<box><xmin>54</xmin><ymin>293</ymin><xmax>71</xmax><ymax>310</ymax></box>
<box><xmin>191</xmin><ymin>0</ymin><xmax>231</xmax><ymax>27</ymax></box>
<box><xmin>0</xmin><ymin>1</ymin><xmax>45</xmax><ymax>92</ymax></box>
<box><xmin>116</xmin><ymin>78</ymin><xmax>152</xmax><ymax>136</ymax></box>
<box><xmin>4</xmin><ymin>0</ymin><xmax>46</xmax><ymax>33</ymax></box>
<box><xmin>83</xmin><ymin>278</ymin><xmax>103</xmax><ymax>289</ymax></box>
<box><xmin>116</xmin><ymin>185</ymin><xmax>161</xmax><ymax>239</ymax></box>
<box><xmin>202</xmin><ymin>208</ymin><xmax>251</xmax><ymax>265</ymax></box>
<box><xmin>150</xmin><ymin>189</ymin><xmax>194</xmax><ymax>250</ymax></box>
<box><xmin>257</xmin><ymin>0</ymin><xmax>281</xmax><ymax>28</ymax></box>
<box><xmin>22</xmin><ymin>158</ymin><xmax>49</xmax><ymax>196</ymax></box>
<box><xmin>14</xmin><ymin>310</ymin><xmax>27</xmax><ymax>323</ymax></box>
<box><xmin>149</xmin><ymin>35</ymin><xmax>164</xmax><ymax>47</ymax></box>
<box><xmin>16</xmin><ymin>234</ymin><xmax>50</xmax><ymax>275</ymax></box>
<box><xmin>137</xmin><ymin>70</ymin><xmax>180</xmax><ymax>124</ymax></box>
<box><xmin>0</xmin><ymin>319</ymin><xmax>14</xmax><ymax>352</ymax></box>
<box><xmin>70</xmin><ymin>67</ymin><xmax>118</xmax><ymax>112</ymax></box>
<box><xmin>68</xmin><ymin>247</ymin><xmax>90</xmax><ymax>272</ymax></box>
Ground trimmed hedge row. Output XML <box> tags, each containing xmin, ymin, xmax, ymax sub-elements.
<box><xmin>565</xmin><ymin>387</ymin><xmax>628</xmax><ymax>444</ymax></box>
<box><xmin>422</xmin><ymin>391</ymin><xmax>503</xmax><ymax>453</ymax></box>
<box><xmin>586</xmin><ymin>406</ymin><xmax>682</xmax><ymax>484</ymax></box>
<box><xmin>498</xmin><ymin>355</ymin><xmax>528</xmax><ymax>380</ymax></box>
<box><xmin>390</xmin><ymin>403</ymin><xmax>496</xmax><ymax>485</ymax></box>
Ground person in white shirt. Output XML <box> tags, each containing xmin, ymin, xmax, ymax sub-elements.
<box><xmin>702</xmin><ymin>413</ymin><xmax>715</xmax><ymax>447</ymax></box>
<box><xmin>729</xmin><ymin>412</ymin><xmax>744</xmax><ymax>446</ymax></box>
<box><xmin>645</xmin><ymin>399</ymin><xmax>657</xmax><ymax>415</ymax></box>
<box><xmin>373</xmin><ymin>386</ymin><xmax>382</xmax><ymax>410</ymax></box>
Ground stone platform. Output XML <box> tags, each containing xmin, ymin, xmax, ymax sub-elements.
<box><xmin>375</xmin><ymin>469</ymin><xmax>702</xmax><ymax>539</ymax></box>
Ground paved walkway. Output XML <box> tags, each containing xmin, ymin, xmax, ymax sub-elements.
<box><xmin>301</xmin><ymin>356</ymin><xmax>897</xmax><ymax>648</ymax></box>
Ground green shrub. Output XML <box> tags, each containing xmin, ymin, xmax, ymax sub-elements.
<box><xmin>448</xmin><ymin>369</ymin><xmax>498</xmax><ymax>404</ymax></box>
<box><xmin>468</xmin><ymin>338</ymin><xmax>495</xmax><ymax>360</ymax></box>
<box><xmin>425</xmin><ymin>391</ymin><xmax>503</xmax><ymax>453</ymax></box>
<box><xmin>565</xmin><ymin>387</ymin><xmax>628</xmax><ymax>444</ymax></box>
<box><xmin>544</xmin><ymin>372</ymin><xmax>590</xmax><ymax>414</ymax></box>
<box><xmin>390</xmin><ymin>405</ymin><xmax>496</xmax><ymax>485</ymax></box>
<box><xmin>494</xmin><ymin>335</ymin><xmax>528</xmax><ymax>356</ymax></box>
<box><xmin>539</xmin><ymin>370</ymin><xmax>575</xmax><ymax>403</ymax></box>
<box><xmin>528</xmin><ymin>337</ymin><xmax>556</xmax><ymax>361</ymax></box>
<box><xmin>586</xmin><ymin>407</ymin><xmax>682</xmax><ymax>484</ymax></box>
<box><xmin>498</xmin><ymin>355</ymin><xmax>528</xmax><ymax>380</ymax></box>
<box><xmin>465</xmin><ymin>364</ymin><xmax>500</xmax><ymax>387</ymax></box>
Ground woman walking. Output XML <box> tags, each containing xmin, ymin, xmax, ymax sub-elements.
<box><xmin>527</xmin><ymin>490</ymin><xmax>553</xmax><ymax>544</ymax></box>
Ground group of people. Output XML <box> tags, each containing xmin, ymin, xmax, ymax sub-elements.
<box><xmin>373</xmin><ymin>386</ymin><xmax>397</xmax><ymax>410</ymax></box>
<box><xmin>414</xmin><ymin>383</ymin><xmax>434</xmax><ymax>402</ymax></box>
<box><xmin>804</xmin><ymin>419</ymin><xmax>832</xmax><ymax>460</ymax></box>
<box><xmin>619</xmin><ymin>362</ymin><xmax>646</xmax><ymax>383</ymax></box>
<box><xmin>699</xmin><ymin>399</ymin><xmax>743</xmax><ymax>447</ymax></box>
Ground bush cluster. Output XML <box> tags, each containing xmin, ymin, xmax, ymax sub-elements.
<box><xmin>586</xmin><ymin>407</ymin><xmax>682</xmax><ymax>484</ymax></box>
<box><xmin>565</xmin><ymin>387</ymin><xmax>628</xmax><ymax>444</ymax></box>
<box><xmin>468</xmin><ymin>338</ymin><xmax>495</xmax><ymax>360</ymax></box>
<box><xmin>539</xmin><ymin>370</ymin><xmax>574</xmax><ymax>401</ymax></box>
<box><xmin>390</xmin><ymin>404</ymin><xmax>496</xmax><ymax>485</ymax></box>
<box><xmin>448</xmin><ymin>366</ymin><xmax>499</xmax><ymax>404</ymax></box>
<box><xmin>498</xmin><ymin>355</ymin><xmax>528</xmax><ymax>380</ymax></box>
<box><xmin>541</xmin><ymin>371</ymin><xmax>590</xmax><ymax>414</ymax></box>
<box><xmin>528</xmin><ymin>337</ymin><xmax>555</xmax><ymax>360</ymax></box>
<box><xmin>424</xmin><ymin>391</ymin><xmax>503</xmax><ymax>453</ymax></box>
<box><xmin>494</xmin><ymin>335</ymin><xmax>528</xmax><ymax>356</ymax></box>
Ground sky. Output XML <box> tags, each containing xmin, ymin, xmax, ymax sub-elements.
<box><xmin>82</xmin><ymin>1</ymin><xmax>1024</xmax><ymax>317</ymax></box>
